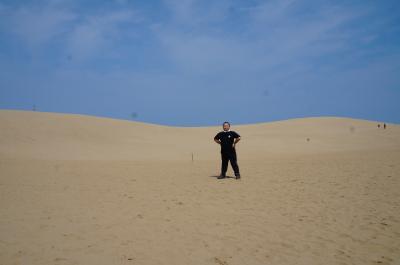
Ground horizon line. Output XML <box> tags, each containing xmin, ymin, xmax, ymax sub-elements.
<box><xmin>0</xmin><ymin>108</ymin><xmax>396</xmax><ymax>128</ymax></box>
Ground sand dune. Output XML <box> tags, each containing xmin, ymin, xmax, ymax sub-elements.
<box><xmin>1</xmin><ymin>110</ymin><xmax>399</xmax><ymax>160</ymax></box>
<box><xmin>1</xmin><ymin>110</ymin><xmax>399</xmax><ymax>265</ymax></box>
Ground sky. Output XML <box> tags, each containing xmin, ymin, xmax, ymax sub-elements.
<box><xmin>0</xmin><ymin>0</ymin><xmax>399</xmax><ymax>126</ymax></box>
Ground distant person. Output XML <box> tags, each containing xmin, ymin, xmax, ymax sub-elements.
<box><xmin>384</xmin><ymin>123</ymin><xmax>387</xmax><ymax>129</ymax></box>
<box><xmin>378</xmin><ymin>124</ymin><xmax>381</xmax><ymax>128</ymax></box>
<box><xmin>214</xmin><ymin>122</ymin><xmax>241</xmax><ymax>179</ymax></box>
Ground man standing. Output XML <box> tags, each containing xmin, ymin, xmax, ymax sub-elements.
<box><xmin>214</xmin><ymin>121</ymin><xmax>241</xmax><ymax>179</ymax></box>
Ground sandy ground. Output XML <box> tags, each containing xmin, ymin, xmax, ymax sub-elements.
<box><xmin>1</xmin><ymin>110</ymin><xmax>399</xmax><ymax>265</ymax></box>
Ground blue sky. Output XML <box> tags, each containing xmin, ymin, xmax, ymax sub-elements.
<box><xmin>0</xmin><ymin>0</ymin><xmax>399</xmax><ymax>126</ymax></box>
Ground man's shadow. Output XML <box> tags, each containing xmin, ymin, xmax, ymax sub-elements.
<box><xmin>209</xmin><ymin>175</ymin><xmax>235</xmax><ymax>179</ymax></box>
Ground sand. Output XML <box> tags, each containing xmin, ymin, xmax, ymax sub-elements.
<box><xmin>0</xmin><ymin>110</ymin><xmax>399</xmax><ymax>265</ymax></box>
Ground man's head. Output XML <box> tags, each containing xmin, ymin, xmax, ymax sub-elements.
<box><xmin>222</xmin><ymin>121</ymin><xmax>230</xmax><ymax>131</ymax></box>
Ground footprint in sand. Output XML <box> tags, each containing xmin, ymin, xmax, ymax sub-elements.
<box><xmin>214</xmin><ymin>257</ymin><xmax>229</xmax><ymax>265</ymax></box>
<box><xmin>54</xmin><ymin>257</ymin><xmax>68</xmax><ymax>262</ymax></box>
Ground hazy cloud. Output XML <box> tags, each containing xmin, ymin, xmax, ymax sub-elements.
<box><xmin>0</xmin><ymin>2</ymin><xmax>75</xmax><ymax>48</ymax></box>
<box><xmin>66</xmin><ymin>10</ymin><xmax>138</xmax><ymax>60</ymax></box>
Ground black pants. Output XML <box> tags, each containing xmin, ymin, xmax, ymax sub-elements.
<box><xmin>221</xmin><ymin>150</ymin><xmax>240</xmax><ymax>176</ymax></box>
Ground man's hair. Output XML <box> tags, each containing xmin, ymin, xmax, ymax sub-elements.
<box><xmin>223</xmin><ymin>121</ymin><xmax>230</xmax><ymax>126</ymax></box>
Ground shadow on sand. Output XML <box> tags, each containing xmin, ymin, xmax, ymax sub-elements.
<box><xmin>209</xmin><ymin>175</ymin><xmax>236</xmax><ymax>179</ymax></box>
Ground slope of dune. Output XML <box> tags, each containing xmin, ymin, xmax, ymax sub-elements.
<box><xmin>1</xmin><ymin>110</ymin><xmax>399</xmax><ymax>160</ymax></box>
<box><xmin>1</xmin><ymin>110</ymin><xmax>399</xmax><ymax>265</ymax></box>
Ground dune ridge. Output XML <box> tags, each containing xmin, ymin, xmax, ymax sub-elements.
<box><xmin>1</xmin><ymin>110</ymin><xmax>399</xmax><ymax>160</ymax></box>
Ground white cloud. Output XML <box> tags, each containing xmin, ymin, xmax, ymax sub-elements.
<box><xmin>0</xmin><ymin>1</ymin><xmax>141</xmax><ymax>62</ymax></box>
<box><xmin>1</xmin><ymin>3</ymin><xmax>76</xmax><ymax>48</ymax></box>
<box><xmin>66</xmin><ymin>10</ymin><xmax>137</xmax><ymax>60</ymax></box>
<box><xmin>163</xmin><ymin>0</ymin><xmax>198</xmax><ymax>23</ymax></box>
<box><xmin>153</xmin><ymin>0</ymin><xmax>372</xmax><ymax>81</ymax></box>
<box><xmin>163</xmin><ymin>0</ymin><xmax>232</xmax><ymax>27</ymax></box>
<box><xmin>250</xmin><ymin>0</ymin><xmax>296</xmax><ymax>23</ymax></box>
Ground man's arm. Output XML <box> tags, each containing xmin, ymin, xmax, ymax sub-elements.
<box><xmin>214</xmin><ymin>133</ymin><xmax>221</xmax><ymax>144</ymax></box>
<box><xmin>232</xmin><ymin>131</ymin><xmax>241</xmax><ymax>148</ymax></box>
<box><xmin>233</xmin><ymin>136</ymin><xmax>241</xmax><ymax>147</ymax></box>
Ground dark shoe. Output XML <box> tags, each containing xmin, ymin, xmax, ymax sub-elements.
<box><xmin>235</xmin><ymin>173</ymin><xmax>241</xmax><ymax>179</ymax></box>
<box><xmin>218</xmin><ymin>174</ymin><xmax>226</xmax><ymax>179</ymax></box>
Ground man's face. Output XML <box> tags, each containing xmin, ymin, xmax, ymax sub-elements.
<box><xmin>223</xmin><ymin>123</ymin><xmax>230</xmax><ymax>131</ymax></box>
